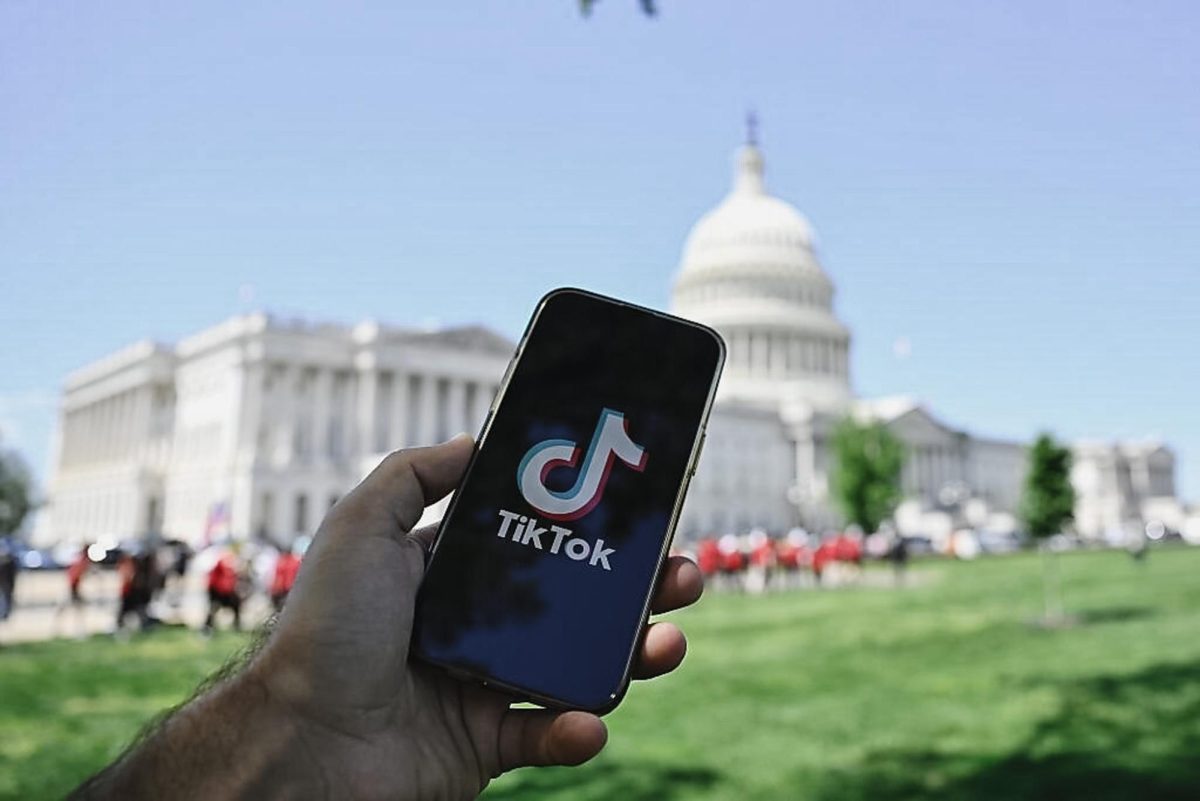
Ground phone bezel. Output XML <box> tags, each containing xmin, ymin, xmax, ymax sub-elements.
<box><xmin>413</xmin><ymin>286</ymin><xmax>726</xmax><ymax>714</ymax></box>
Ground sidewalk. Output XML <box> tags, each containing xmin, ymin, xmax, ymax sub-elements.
<box><xmin>0</xmin><ymin>570</ymin><xmax>271</xmax><ymax>645</ymax></box>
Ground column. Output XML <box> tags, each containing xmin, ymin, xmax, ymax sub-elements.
<box><xmin>794</xmin><ymin>428</ymin><xmax>815</xmax><ymax>503</ymax></box>
<box><xmin>92</xmin><ymin>402</ymin><xmax>104</xmax><ymax>463</ymax></box>
<box><xmin>238</xmin><ymin>362</ymin><xmax>264</xmax><ymax>462</ymax></box>
<box><xmin>111</xmin><ymin>395</ymin><xmax>123</xmax><ymax>460</ymax></box>
<box><xmin>77</xmin><ymin>405</ymin><xmax>89</xmax><ymax>464</ymax></box>
<box><xmin>356</xmin><ymin>364</ymin><xmax>378</xmax><ymax>456</ymax></box>
<box><xmin>405</xmin><ymin>374</ymin><xmax>424</xmax><ymax>449</ymax></box>
<box><xmin>61</xmin><ymin>410</ymin><xmax>75</xmax><ymax>468</ymax></box>
<box><xmin>123</xmin><ymin>390</ymin><xmax>137</xmax><ymax>459</ymax></box>
<box><xmin>275</xmin><ymin>365</ymin><xmax>296</xmax><ymax>466</ymax></box>
<box><xmin>1137</xmin><ymin>459</ymin><xmax>1152</xmax><ymax>498</ymax></box>
<box><xmin>374</xmin><ymin>372</ymin><xmax>393</xmax><ymax>453</ymax></box>
<box><xmin>470</xmin><ymin>379</ymin><xmax>492</xmax><ymax>433</ymax></box>
<box><xmin>311</xmin><ymin>367</ymin><xmax>331</xmax><ymax>463</ymax></box>
<box><xmin>417</xmin><ymin>374</ymin><xmax>438</xmax><ymax>446</ymax></box>
<box><xmin>446</xmin><ymin>378</ymin><xmax>466</xmax><ymax>440</ymax></box>
<box><xmin>91</xmin><ymin>399</ymin><xmax>104</xmax><ymax>462</ymax></box>
<box><xmin>389</xmin><ymin>368</ymin><xmax>409</xmax><ymax>452</ymax></box>
<box><xmin>330</xmin><ymin>370</ymin><xmax>351</xmax><ymax>461</ymax></box>
<box><xmin>109</xmin><ymin>394</ymin><xmax>121</xmax><ymax>459</ymax></box>
<box><xmin>753</xmin><ymin>332</ymin><xmax>768</xmax><ymax>373</ymax></box>
<box><xmin>134</xmin><ymin>386</ymin><xmax>152</xmax><ymax>461</ymax></box>
<box><xmin>100</xmin><ymin>397</ymin><xmax>115</xmax><ymax>461</ymax></box>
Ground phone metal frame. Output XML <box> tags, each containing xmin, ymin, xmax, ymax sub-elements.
<box><xmin>414</xmin><ymin>287</ymin><xmax>726</xmax><ymax>714</ymax></box>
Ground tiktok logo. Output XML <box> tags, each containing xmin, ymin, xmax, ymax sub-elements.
<box><xmin>517</xmin><ymin>408</ymin><xmax>648</xmax><ymax>521</ymax></box>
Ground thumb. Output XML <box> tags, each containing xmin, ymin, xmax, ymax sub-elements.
<box><xmin>337</xmin><ymin>434</ymin><xmax>475</xmax><ymax>535</ymax></box>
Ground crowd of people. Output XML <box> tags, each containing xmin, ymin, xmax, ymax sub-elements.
<box><xmin>687</xmin><ymin>529</ymin><xmax>902</xmax><ymax>593</ymax></box>
<box><xmin>1</xmin><ymin>526</ymin><xmax>897</xmax><ymax>643</ymax></box>
<box><xmin>47</xmin><ymin>538</ymin><xmax>306</xmax><ymax>639</ymax></box>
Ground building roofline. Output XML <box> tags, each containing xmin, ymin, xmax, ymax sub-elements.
<box><xmin>64</xmin><ymin>340</ymin><xmax>175</xmax><ymax>391</ymax></box>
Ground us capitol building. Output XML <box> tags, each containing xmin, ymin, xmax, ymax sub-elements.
<box><xmin>40</xmin><ymin>133</ymin><xmax>1185</xmax><ymax>546</ymax></box>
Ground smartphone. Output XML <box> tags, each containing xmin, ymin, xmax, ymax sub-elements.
<box><xmin>412</xmin><ymin>288</ymin><xmax>725</xmax><ymax>713</ymax></box>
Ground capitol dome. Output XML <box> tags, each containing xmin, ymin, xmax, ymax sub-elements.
<box><xmin>671</xmin><ymin>130</ymin><xmax>852</xmax><ymax>413</ymax></box>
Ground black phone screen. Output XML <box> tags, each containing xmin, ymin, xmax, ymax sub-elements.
<box><xmin>413</xmin><ymin>289</ymin><xmax>724</xmax><ymax>711</ymax></box>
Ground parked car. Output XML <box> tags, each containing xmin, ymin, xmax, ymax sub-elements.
<box><xmin>17</xmin><ymin>544</ymin><xmax>63</xmax><ymax>570</ymax></box>
<box><xmin>901</xmin><ymin>535</ymin><xmax>936</xmax><ymax>556</ymax></box>
<box><xmin>976</xmin><ymin>529</ymin><xmax>1024</xmax><ymax>554</ymax></box>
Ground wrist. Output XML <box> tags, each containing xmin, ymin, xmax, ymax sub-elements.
<box><xmin>72</xmin><ymin>662</ymin><xmax>325</xmax><ymax>801</ymax></box>
<box><xmin>204</xmin><ymin>670</ymin><xmax>327</xmax><ymax>797</ymax></box>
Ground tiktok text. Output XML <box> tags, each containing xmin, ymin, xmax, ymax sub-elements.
<box><xmin>495</xmin><ymin>508</ymin><xmax>616</xmax><ymax>571</ymax></box>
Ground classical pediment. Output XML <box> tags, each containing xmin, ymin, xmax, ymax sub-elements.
<box><xmin>882</xmin><ymin>406</ymin><xmax>964</xmax><ymax>447</ymax></box>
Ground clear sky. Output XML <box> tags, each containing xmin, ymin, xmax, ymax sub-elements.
<box><xmin>2</xmin><ymin>2</ymin><xmax>1198</xmax><ymax>498</ymax></box>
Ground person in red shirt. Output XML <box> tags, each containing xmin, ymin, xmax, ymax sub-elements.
<box><xmin>832</xmin><ymin>533</ymin><xmax>853</xmax><ymax>562</ymax></box>
<box><xmin>812</xmin><ymin>536</ymin><xmax>836</xmax><ymax>586</ymax></box>
<box><xmin>750</xmin><ymin>538</ymin><xmax>775</xmax><ymax>568</ymax></box>
<box><xmin>747</xmin><ymin>533</ymin><xmax>776</xmax><ymax>593</ymax></box>
<box><xmin>203</xmin><ymin>549</ymin><xmax>242</xmax><ymax>633</ymax></box>
<box><xmin>67</xmin><ymin>546</ymin><xmax>90</xmax><ymax>603</ymax></box>
<box><xmin>719</xmin><ymin>542</ymin><xmax>745</xmax><ymax>580</ymax></box>
<box><xmin>832</xmin><ymin>532</ymin><xmax>864</xmax><ymax>583</ymax></box>
<box><xmin>694</xmin><ymin>538</ymin><xmax>719</xmax><ymax>577</ymax></box>
<box><xmin>775</xmin><ymin>538</ymin><xmax>798</xmax><ymax>570</ymax></box>
<box><xmin>775</xmin><ymin>538</ymin><xmax>799</xmax><ymax>589</ymax></box>
<box><xmin>56</xmin><ymin>545</ymin><xmax>91</xmax><ymax>637</ymax></box>
<box><xmin>270</xmin><ymin>546</ymin><xmax>302</xmax><ymax>613</ymax></box>
<box><xmin>115</xmin><ymin>548</ymin><xmax>158</xmax><ymax>633</ymax></box>
<box><xmin>114</xmin><ymin>553</ymin><xmax>137</xmax><ymax>632</ymax></box>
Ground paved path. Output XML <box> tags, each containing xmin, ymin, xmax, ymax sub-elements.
<box><xmin>0</xmin><ymin>570</ymin><xmax>272</xmax><ymax>645</ymax></box>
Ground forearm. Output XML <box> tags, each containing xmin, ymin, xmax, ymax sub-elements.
<box><xmin>70</xmin><ymin>656</ymin><xmax>326</xmax><ymax>800</ymax></box>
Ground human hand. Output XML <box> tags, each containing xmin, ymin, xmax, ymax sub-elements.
<box><xmin>250</xmin><ymin>434</ymin><xmax>704</xmax><ymax>800</ymax></box>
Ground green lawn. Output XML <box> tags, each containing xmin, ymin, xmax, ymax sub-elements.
<box><xmin>3</xmin><ymin>548</ymin><xmax>1199</xmax><ymax>800</ymax></box>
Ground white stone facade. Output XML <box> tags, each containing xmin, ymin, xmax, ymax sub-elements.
<box><xmin>43</xmin><ymin>315</ymin><xmax>510</xmax><ymax>545</ymax></box>
<box><xmin>671</xmin><ymin>135</ymin><xmax>1181</xmax><ymax>540</ymax></box>
<box><xmin>1071</xmin><ymin>441</ymin><xmax>1180</xmax><ymax>539</ymax></box>
<box><xmin>42</xmin><ymin>132</ymin><xmax>1184</xmax><ymax>546</ymax></box>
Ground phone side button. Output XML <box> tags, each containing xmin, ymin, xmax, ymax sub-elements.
<box><xmin>688</xmin><ymin>431</ymin><xmax>707</xmax><ymax>477</ymax></box>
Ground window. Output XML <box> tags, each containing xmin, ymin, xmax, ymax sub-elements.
<box><xmin>405</xmin><ymin>375</ymin><xmax>423</xmax><ymax>448</ymax></box>
<box><xmin>294</xmin><ymin>418</ymin><xmax>311</xmax><ymax>460</ymax></box>
<box><xmin>145</xmin><ymin>497</ymin><xmax>161</xmax><ymax>533</ymax></box>
<box><xmin>435</xmin><ymin>378</ymin><xmax>451</xmax><ymax>442</ymax></box>
<box><xmin>375</xmin><ymin>372</ymin><xmax>393</xmax><ymax>453</ymax></box>
<box><xmin>328</xmin><ymin>372</ymin><xmax>348</xmax><ymax>459</ymax></box>
<box><xmin>294</xmin><ymin>493</ymin><xmax>309</xmax><ymax>535</ymax></box>
<box><xmin>259</xmin><ymin>492</ymin><xmax>274</xmax><ymax>537</ymax></box>
<box><xmin>464</xmin><ymin>382</ymin><xmax>478</xmax><ymax>431</ymax></box>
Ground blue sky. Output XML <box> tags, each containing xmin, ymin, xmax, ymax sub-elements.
<box><xmin>2</xmin><ymin>1</ymin><xmax>1198</xmax><ymax>498</ymax></box>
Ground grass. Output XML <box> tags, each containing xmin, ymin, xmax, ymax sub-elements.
<box><xmin>3</xmin><ymin>548</ymin><xmax>1200</xmax><ymax>800</ymax></box>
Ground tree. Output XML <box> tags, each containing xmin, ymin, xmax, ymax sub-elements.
<box><xmin>1019</xmin><ymin>433</ymin><xmax>1076</xmax><ymax>623</ymax></box>
<box><xmin>0</xmin><ymin>444</ymin><xmax>34</xmax><ymax>537</ymax></box>
<box><xmin>831</xmin><ymin>418</ymin><xmax>905</xmax><ymax>534</ymax></box>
